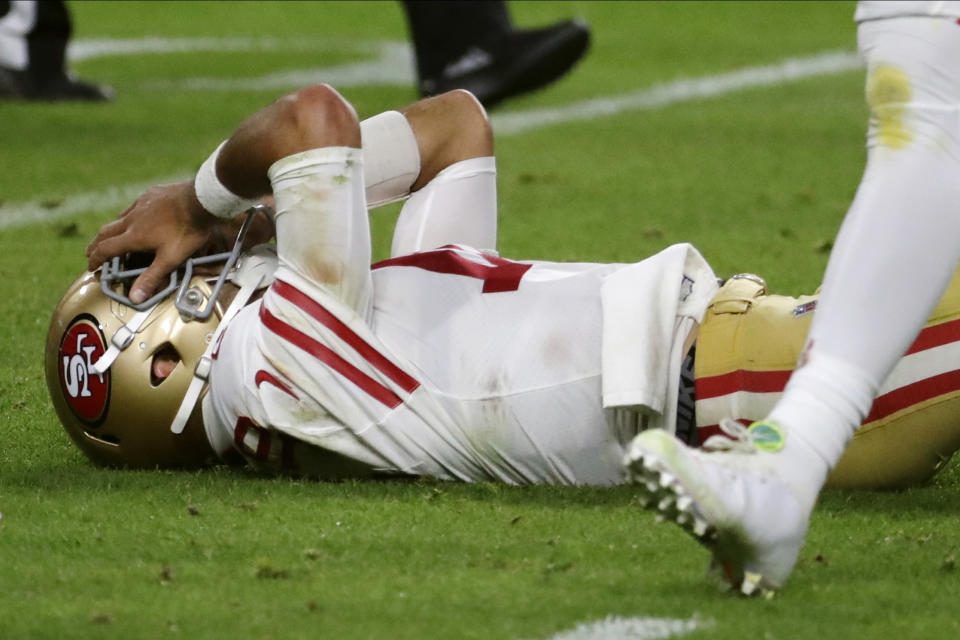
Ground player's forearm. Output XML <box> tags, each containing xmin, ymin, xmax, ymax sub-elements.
<box><xmin>201</xmin><ymin>85</ymin><xmax>361</xmax><ymax>214</ymax></box>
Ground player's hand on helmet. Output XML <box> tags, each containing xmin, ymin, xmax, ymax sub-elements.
<box><xmin>197</xmin><ymin>200</ymin><xmax>276</xmax><ymax>258</ymax></box>
<box><xmin>187</xmin><ymin>205</ymin><xmax>276</xmax><ymax>279</ymax></box>
<box><xmin>85</xmin><ymin>180</ymin><xmax>218</xmax><ymax>304</ymax></box>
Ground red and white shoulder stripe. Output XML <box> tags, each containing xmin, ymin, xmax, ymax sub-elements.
<box><xmin>696</xmin><ymin>317</ymin><xmax>960</xmax><ymax>443</ymax></box>
<box><xmin>259</xmin><ymin>278</ymin><xmax>420</xmax><ymax>409</ymax></box>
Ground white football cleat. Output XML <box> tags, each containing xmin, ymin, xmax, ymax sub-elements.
<box><xmin>624</xmin><ymin>420</ymin><xmax>817</xmax><ymax>597</ymax></box>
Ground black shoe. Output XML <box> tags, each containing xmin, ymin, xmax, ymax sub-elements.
<box><xmin>419</xmin><ymin>19</ymin><xmax>590</xmax><ymax>108</ymax></box>
<box><xmin>0</xmin><ymin>66</ymin><xmax>113</xmax><ymax>102</ymax></box>
<box><xmin>0</xmin><ymin>66</ymin><xmax>28</xmax><ymax>99</ymax></box>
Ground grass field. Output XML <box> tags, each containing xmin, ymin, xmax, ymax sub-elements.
<box><xmin>2</xmin><ymin>2</ymin><xmax>959</xmax><ymax>638</ymax></box>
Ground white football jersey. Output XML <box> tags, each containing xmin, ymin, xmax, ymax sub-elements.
<box><xmin>203</xmin><ymin>241</ymin><xmax>717</xmax><ymax>485</ymax></box>
<box><xmin>200</xmin><ymin>147</ymin><xmax>718</xmax><ymax>485</ymax></box>
<box><xmin>207</xmin><ymin>248</ymin><xmax>614</xmax><ymax>484</ymax></box>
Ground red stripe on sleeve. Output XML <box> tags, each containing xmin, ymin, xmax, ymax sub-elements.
<box><xmin>271</xmin><ymin>280</ymin><xmax>419</xmax><ymax>393</ymax></box>
<box><xmin>372</xmin><ymin>246</ymin><xmax>531</xmax><ymax>293</ymax></box>
<box><xmin>259</xmin><ymin>304</ymin><xmax>404</xmax><ymax>409</ymax></box>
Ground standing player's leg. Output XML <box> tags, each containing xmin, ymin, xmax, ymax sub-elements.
<box><xmin>762</xmin><ymin>17</ymin><xmax>960</xmax><ymax>515</ymax></box>
<box><xmin>400</xmin><ymin>0</ymin><xmax>590</xmax><ymax>109</ymax></box>
<box><xmin>0</xmin><ymin>0</ymin><xmax>110</xmax><ymax>100</ymax></box>
<box><xmin>627</xmin><ymin>16</ymin><xmax>960</xmax><ymax>595</ymax></box>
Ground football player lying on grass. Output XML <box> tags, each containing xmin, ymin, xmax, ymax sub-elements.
<box><xmin>48</xmin><ymin>83</ymin><xmax>960</xmax><ymax>539</ymax></box>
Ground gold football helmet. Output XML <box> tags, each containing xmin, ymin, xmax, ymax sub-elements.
<box><xmin>45</xmin><ymin>268</ymin><xmax>222</xmax><ymax>468</ymax></box>
<box><xmin>45</xmin><ymin>208</ymin><xmax>274</xmax><ymax>468</ymax></box>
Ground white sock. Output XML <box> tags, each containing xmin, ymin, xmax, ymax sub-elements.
<box><xmin>768</xmin><ymin>352</ymin><xmax>877</xmax><ymax>486</ymax></box>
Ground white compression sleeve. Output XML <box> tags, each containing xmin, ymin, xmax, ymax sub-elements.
<box><xmin>390</xmin><ymin>156</ymin><xmax>498</xmax><ymax>256</ymax></box>
<box><xmin>360</xmin><ymin>110</ymin><xmax>421</xmax><ymax>209</ymax></box>
<box><xmin>268</xmin><ymin>147</ymin><xmax>371</xmax><ymax>312</ymax></box>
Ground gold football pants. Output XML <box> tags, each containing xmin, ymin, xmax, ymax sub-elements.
<box><xmin>694</xmin><ymin>273</ymin><xmax>960</xmax><ymax>489</ymax></box>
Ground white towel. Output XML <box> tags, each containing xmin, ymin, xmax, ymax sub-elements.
<box><xmin>600</xmin><ymin>243</ymin><xmax>718</xmax><ymax>433</ymax></box>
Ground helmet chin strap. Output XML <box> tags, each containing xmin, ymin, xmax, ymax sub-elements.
<box><xmin>170</xmin><ymin>245</ymin><xmax>277</xmax><ymax>434</ymax></box>
<box><xmin>92</xmin><ymin>306</ymin><xmax>156</xmax><ymax>375</ymax></box>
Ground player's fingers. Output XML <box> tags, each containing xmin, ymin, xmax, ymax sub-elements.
<box><xmin>129</xmin><ymin>253</ymin><xmax>180</xmax><ymax>305</ymax></box>
<box><xmin>86</xmin><ymin>231</ymin><xmax>151</xmax><ymax>271</ymax></box>
<box><xmin>85</xmin><ymin>217</ymin><xmax>128</xmax><ymax>259</ymax></box>
<box><xmin>116</xmin><ymin>200</ymin><xmax>136</xmax><ymax>219</ymax></box>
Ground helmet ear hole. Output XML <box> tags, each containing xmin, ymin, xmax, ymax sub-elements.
<box><xmin>151</xmin><ymin>343</ymin><xmax>182</xmax><ymax>387</ymax></box>
<box><xmin>48</xmin><ymin>270</ymin><xmax>221</xmax><ymax>469</ymax></box>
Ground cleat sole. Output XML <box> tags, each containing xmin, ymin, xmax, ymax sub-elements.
<box><xmin>625</xmin><ymin>430</ymin><xmax>790</xmax><ymax>599</ymax></box>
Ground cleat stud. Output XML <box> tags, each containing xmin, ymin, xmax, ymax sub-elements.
<box><xmin>645</xmin><ymin>479</ymin><xmax>660</xmax><ymax>493</ymax></box>
<box><xmin>676</xmin><ymin>496</ymin><xmax>693</xmax><ymax>512</ymax></box>
<box><xmin>657</xmin><ymin>496</ymin><xmax>675</xmax><ymax>511</ymax></box>
<box><xmin>676</xmin><ymin>512</ymin><xmax>691</xmax><ymax>526</ymax></box>
<box><xmin>658</xmin><ymin>472</ymin><xmax>675</xmax><ymax>488</ymax></box>
<box><xmin>642</xmin><ymin>457</ymin><xmax>659</xmax><ymax>471</ymax></box>
<box><xmin>654</xmin><ymin>513</ymin><xmax>666</xmax><ymax>523</ymax></box>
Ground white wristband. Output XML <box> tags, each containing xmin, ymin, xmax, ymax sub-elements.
<box><xmin>194</xmin><ymin>141</ymin><xmax>259</xmax><ymax>219</ymax></box>
<box><xmin>360</xmin><ymin>110</ymin><xmax>421</xmax><ymax>209</ymax></box>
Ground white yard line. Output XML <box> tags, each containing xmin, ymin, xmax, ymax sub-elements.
<box><xmin>537</xmin><ymin>615</ymin><xmax>709</xmax><ymax>640</ymax></box>
<box><xmin>70</xmin><ymin>36</ymin><xmax>416</xmax><ymax>88</ymax></box>
<box><xmin>148</xmin><ymin>41</ymin><xmax>415</xmax><ymax>90</ymax></box>
<box><xmin>0</xmin><ymin>174</ymin><xmax>191</xmax><ymax>230</ymax></box>
<box><xmin>1</xmin><ymin>46</ymin><xmax>861</xmax><ymax>231</ymax></box>
<box><xmin>67</xmin><ymin>36</ymin><xmax>399</xmax><ymax>62</ymax></box>
<box><xmin>492</xmin><ymin>49</ymin><xmax>860</xmax><ymax>136</ymax></box>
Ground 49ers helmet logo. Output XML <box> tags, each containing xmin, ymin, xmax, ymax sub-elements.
<box><xmin>58</xmin><ymin>314</ymin><xmax>110</xmax><ymax>424</ymax></box>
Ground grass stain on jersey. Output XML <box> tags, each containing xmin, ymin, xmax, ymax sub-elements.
<box><xmin>866</xmin><ymin>64</ymin><xmax>913</xmax><ymax>150</ymax></box>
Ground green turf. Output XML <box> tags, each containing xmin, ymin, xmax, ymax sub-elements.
<box><xmin>3</xmin><ymin>1</ymin><xmax>959</xmax><ymax>638</ymax></box>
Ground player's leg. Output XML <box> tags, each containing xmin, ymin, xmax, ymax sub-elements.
<box><xmin>0</xmin><ymin>0</ymin><xmax>35</xmax><ymax>96</ymax></box>
<box><xmin>822</xmin><ymin>264</ymin><xmax>960</xmax><ymax>488</ymax></box>
<box><xmin>400</xmin><ymin>0</ymin><xmax>590</xmax><ymax>109</ymax></box>
<box><xmin>0</xmin><ymin>1</ymin><xmax>34</xmax><ymax>72</ymax></box>
<box><xmin>765</xmin><ymin>17</ymin><xmax>960</xmax><ymax>485</ymax></box>
<box><xmin>394</xmin><ymin>90</ymin><xmax>497</xmax><ymax>253</ymax></box>
<box><xmin>0</xmin><ymin>0</ymin><xmax>110</xmax><ymax>100</ymax></box>
<box><xmin>628</xmin><ymin>17</ymin><xmax>960</xmax><ymax>595</ymax></box>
